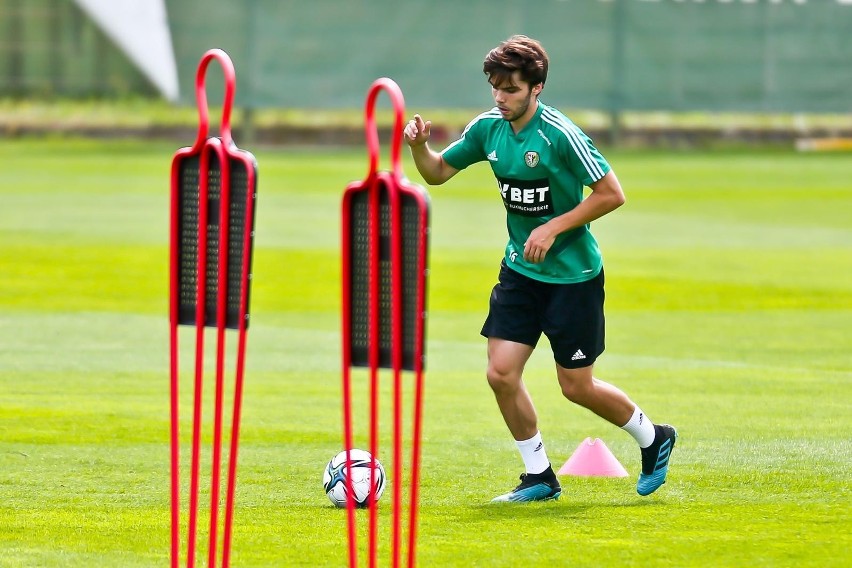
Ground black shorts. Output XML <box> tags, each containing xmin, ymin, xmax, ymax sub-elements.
<box><xmin>480</xmin><ymin>261</ymin><xmax>605</xmax><ymax>369</ymax></box>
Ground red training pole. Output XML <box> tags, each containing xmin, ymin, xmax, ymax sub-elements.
<box><xmin>339</xmin><ymin>190</ymin><xmax>359</xmax><ymax>568</ymax></box>
<box><xmin>208</xmin><ymin>137</ymin><xmax>230</xmax><ymax>568</ymax></box>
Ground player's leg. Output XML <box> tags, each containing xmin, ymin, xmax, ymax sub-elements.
<box><xmin>485</xmin><ymin>340</ymin><xmax>561</xmax><ymax>503</ymax></box>
<box><xmin>545</xmin><ymin>269</ymin><xmax>677</xmax><ymax>496</ymax></box>
<box><xmin>554</xmin><ymin>364</ymin><xmax>677</xmax><ymax>495</ymax></box>
<box><xmin>554</xmin><ymin>364</ymin><xmax>633</xmax><ymax>426</ymax></box>
<box><xmin>485</xmin><ymin>337</ymin><xmax>537</xmax><ymax>441</ymax></box>
<box><xmin>480</xmin><ymin>263</ymin><xmax>561</xmax><ymax>502</ymax></box>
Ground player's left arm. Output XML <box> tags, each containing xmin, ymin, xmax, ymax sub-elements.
<box><xmin>523</xmin><ymin>170</ymin><xmax>625</xmax><ymax>264</ymax></box>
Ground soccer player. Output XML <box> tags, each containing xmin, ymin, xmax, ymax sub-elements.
<box><xmin>403</xmin><ymin>35</ymin><xmax>677</xmax><ymax>502</ymax></box>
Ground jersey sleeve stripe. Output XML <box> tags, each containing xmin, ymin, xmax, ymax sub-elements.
<box><xmin>461</xmin><ymin>108</ymin><xmax>502</xmax><ymax>137</ymax></box>
<box><xmin>541</xmin><ymin>110</ymin><xmax>604</xmax><ymax>180</ymax></box>
<box><xmin>442</xmin><ymin>137</ymin><xmax>465</xmax><ymax>154</ymax></box>
<box><xmin>541</xmin><ymin>109</ymin><xmax>605</xmax><ymax>181</ymax></box>
<box><xmin>441</xmin><ymin>108</ymin><xmax>502</xmax><ymax>155</ymax></box>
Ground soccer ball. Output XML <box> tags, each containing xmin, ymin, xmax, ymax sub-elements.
<box><xmin>323</xmin><ymin>448</ymin><xmax>387</xmax><ymax>508</ymax></box>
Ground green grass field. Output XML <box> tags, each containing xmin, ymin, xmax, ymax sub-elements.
<box><xmin>1</xmin><ymin>137</ymin><xmax>850</xmax><ymax>567</ymax></box>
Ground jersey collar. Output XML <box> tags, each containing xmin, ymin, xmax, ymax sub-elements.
<box><xmin>510</xmin><ymin>100</ymin><xmax>544</xmax><ymax>138</ymax></box>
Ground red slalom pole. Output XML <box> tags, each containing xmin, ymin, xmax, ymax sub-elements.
<box><xmin>367</xmin><ymin>171</ymin><xmax>381</xmax><ymax>568</ymax></box>
<box><xmin>340</xmin><ymin>77</ymin><xmax>431</xmax><ymax>568</ymax></box>
<box><xmin>186</xmin><ymin>138</ymin><xmax>212</xmax><ymax>568</ymax></box>
<box><xmin>339</xmin><ymin>190</ymin><xmax>359</xmax><ymax>568</ymax></box>
<box><xmin>169</xmin><ymin>48</ymin><xmax>257</xmax><ymax>568</ymax></box>
<box><xmin>208</xmin><ymin>134</ymin><xmax>230</xmax><ymax>568</ymax></box>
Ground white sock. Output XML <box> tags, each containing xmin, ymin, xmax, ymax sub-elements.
<box><xmin>621</xmin><ymin>406</ymin><xmax>656</xmax><ymax>448</ymax></box>
<box><xmin>516</xmin><ymin>431</ymin><xmax>550</xmax><ymax>474</ymax></box>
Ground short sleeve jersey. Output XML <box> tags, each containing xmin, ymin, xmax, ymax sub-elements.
<box><xmin>441</xmin><ymin>100</ymin><xmax>611</xmax><ymax>284</ymax></box>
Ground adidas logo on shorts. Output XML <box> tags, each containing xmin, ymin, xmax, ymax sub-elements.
<box><xmin>571</xmin><ymin>349</ymin><xmax>586</xmax><ymax>361</ymax></box>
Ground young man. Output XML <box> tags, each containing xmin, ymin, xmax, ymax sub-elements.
<box><xmin>403</xmin><ymin>35</ymin><xmax>677</xmax><ymax>502</ymax></box>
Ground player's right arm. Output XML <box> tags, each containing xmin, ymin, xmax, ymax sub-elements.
<box><xmin>403</xmin><ymin>114</ymin><xmax>459</xmax><ymax>185</ymax></box>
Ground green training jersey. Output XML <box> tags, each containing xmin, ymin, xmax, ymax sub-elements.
<box><xmin>441</xmin><ymin>100</ymin><xmax>611</xmax><ymax>284</ymax></box>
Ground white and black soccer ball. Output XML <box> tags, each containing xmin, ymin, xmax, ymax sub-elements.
<box><xmin>323</xmin><ymin>449</ymin><xmax>387</xmax><ymax>508</ymax></box>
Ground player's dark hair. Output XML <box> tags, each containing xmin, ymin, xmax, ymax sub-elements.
<box><xmin>483</xmin><ymin>35</ymin><xmax>549</xmax><ymax>90</ymax></box>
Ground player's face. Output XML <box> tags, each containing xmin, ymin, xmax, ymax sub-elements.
<box><xmin>490</xmin><ymin>71</ymin><xmax>541</xmax><ymax>124</ymax></box>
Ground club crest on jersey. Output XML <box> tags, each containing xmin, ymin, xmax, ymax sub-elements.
<box><xmin>524</xmin><ymin>151</ymin><xmax>540</xmax><ymax>168</ymax></box>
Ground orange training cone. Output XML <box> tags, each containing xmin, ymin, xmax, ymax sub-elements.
<box><xmin>558</xmin><ymin>437</ymin><xmax>629</xmax><ymax>477</ymax></box>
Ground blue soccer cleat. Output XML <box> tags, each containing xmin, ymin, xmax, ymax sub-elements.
<box><xmin>637</xmin><ymin>424</ymin><xmax>678</xmax><ymax>496</ymax></box>
<box><xmin>491</xmin><ymin>465</ymin><xmax>561</xmax><ymax>503</ymax></box>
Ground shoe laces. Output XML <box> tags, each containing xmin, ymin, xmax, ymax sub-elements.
<box><xmin>514</xmin><ymin>473</ymin><xmax>532</xmax><ymax>490</ymax></box>
<box><xmin>516</xmin><ymin>471</ymin><xmax>552</xmax><ymax>491</ymax></box>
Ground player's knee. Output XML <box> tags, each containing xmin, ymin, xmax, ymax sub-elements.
<box><xmin>486</xmin><ymin>363</ymin><xmax>519</xmax><ymax>394</ymax></box>
<box><xmin>559</xmin><ymin>377</ymin><xmax>591</xmax><ymax>404</ymax></box>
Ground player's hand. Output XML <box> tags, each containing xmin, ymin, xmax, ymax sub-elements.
<box><xmin>523</xmin><ymin>224</ymin><xmax>557</xmax><ymax>264</ymax></box>
<box><xmin>404</xmin><ymin>114</ymin><xmax>431</xmax><ymax>147</ymax></box>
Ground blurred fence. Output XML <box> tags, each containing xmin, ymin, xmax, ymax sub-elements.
<box><xmin>2</xmin><ymin>0</ymin><xmax>851</xmax><ymax>114</ymax></box>
<box><xmin>0</xmin><ymin>0</ymin><xmax>155</xmax><ymax>98</ymax></box>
